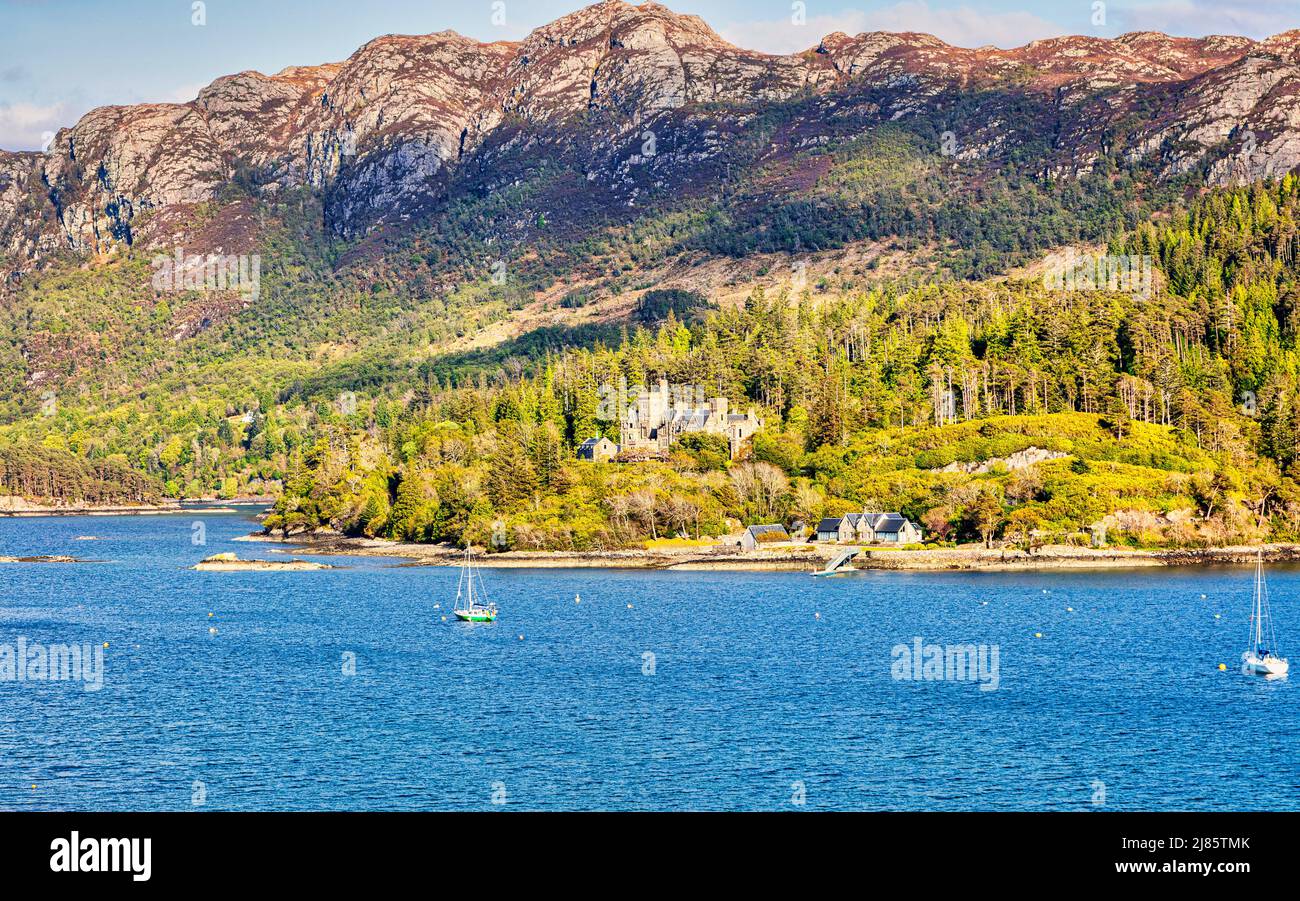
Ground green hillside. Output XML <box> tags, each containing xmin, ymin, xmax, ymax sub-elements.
<box><xmin>243</xmin><ymin>176</ymin><xmax>1300</xmax><ymax>549</ymax></box>
<box><xmin>2</xmin><ymin>152</ymin><xmax>1299</xmax><ymax>547</ymax></box>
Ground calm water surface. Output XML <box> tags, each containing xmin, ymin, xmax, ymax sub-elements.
<box><xmin>0</xmin><ymin>510</ymin><xmax>1296</xmax><ymax>811</ymax></box>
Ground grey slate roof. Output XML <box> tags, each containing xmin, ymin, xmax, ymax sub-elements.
<box><xmin>867</xmin><ymin>512</ymin><xmax>909</xmax><ymax>533</ymax></box>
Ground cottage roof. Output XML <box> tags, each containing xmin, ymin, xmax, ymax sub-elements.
<box><xmin>815</xmin><ymin>517</ymin><xmax>843</xmax><ymax>532</ymax></box>
<box><xmin>868</xmin><ymin>512</ymin><xmax>910</xmax><ymax>532</ymax></box>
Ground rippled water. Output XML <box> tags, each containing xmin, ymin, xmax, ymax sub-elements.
<box><xmin>0</xmin><ymin>510</ymin><xmax>1296</xmax><ymax>811</ymax></box>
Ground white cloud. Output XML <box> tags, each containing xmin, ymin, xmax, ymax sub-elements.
<box><xmin>718</xmin><ymin>2</ymin><xmax>1066</xmax><ymax>54</ymax></box>
<box><xmin>0</xmin><ymin>81</ymin><xmax>203</xmax><ymax>152</ymax></box>
<box><xmin>0</xmin><ymin>101</ymin><xmax>77</xmax><ymax>153</ymax></box>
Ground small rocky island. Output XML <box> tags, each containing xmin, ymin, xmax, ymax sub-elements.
<box><xmin>193</xmin><ymin>552</ymin><xmax>332</xmax><ymax>572</ymax></box>
<box><xmin>0</xmin><ymin>555</ymin><xmax>86</xmax><ymax>564</ymax></box>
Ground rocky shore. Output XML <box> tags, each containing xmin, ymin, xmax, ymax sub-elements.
<box><xmin>193</xmin><ymin>552</ymin><xmax>332</xmax><ymax>572</ymax></box>
<box><xmin>259</xmin><ymin>531</ymin><xmax>1300</xmax><ymax>572</ymax></box>
<box><xmin>0</xmin><ymin>496</ymin><xmax>274</xmax><ymax>517</ymax></box>
<box><xmin>0</xmin><ymin>497</ymin><xmax>180</xmax><ymax>516</ymax></box>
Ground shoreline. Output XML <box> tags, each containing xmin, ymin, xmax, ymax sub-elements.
<box><xmin>0</xmin><ymin>502</ymin><xmax>181</xmax><ymax>517</ymax></box>
<box><xmin>0</xmin><ymin>498</ymin><xmax>273</xmax><ymax>517</ymax></box>
<box><xmin>257</xmin><ymin>531</ymin><xmax>1300</xmax><ymax>573</ymax></box>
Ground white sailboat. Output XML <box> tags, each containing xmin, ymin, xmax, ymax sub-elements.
<box><xmin>452</xmin><ymin>546</ymin><xmax>497</xmax><ymax>623</ymax></box>
<box><xmin>1241</xmin><ymin>551</ymin><xmax>1287</xmax><ymax>677</ymax></box>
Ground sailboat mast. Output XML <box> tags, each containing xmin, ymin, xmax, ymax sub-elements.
<box><xmin>456</xmin><ymin>551</ymin><xmax>465</xmax><ymax>610</ymax></box>
<box><xmin>1255</xmin><ymin>552</ymin><xmax>1263</xmax><ymax>652</ymax></box>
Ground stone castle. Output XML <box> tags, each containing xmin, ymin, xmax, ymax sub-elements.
<box><xmin>620</xmin><ymin>379</ymin><xmax>762</xmax><ymax>459</ymax></box>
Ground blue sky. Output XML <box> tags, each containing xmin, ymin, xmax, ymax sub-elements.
<box><xmin>0</xmin><ymin>0</ymin><xmax>1292</xmax><ymax>150</ymax></box>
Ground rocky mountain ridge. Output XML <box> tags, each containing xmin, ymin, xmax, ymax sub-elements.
<box><xmin>2</xmin><ymin>0</ymin><xmax>1299</xmax><ymax>271</ymax></box>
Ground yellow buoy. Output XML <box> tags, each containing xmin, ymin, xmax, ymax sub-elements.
<box><xmin>1214</xmin><ymin>614</ymin><xmax>1221</xmax><ymax>620</ymax></box>
<box><xmin>1066</xmin><ymin>607</ymin><xmax>1074</xmax><ymax>613</ymax></box>
<box><xmin>1034</xmin><ymin>632</ymin><xmax>1043</xmax><ymax>638</ymax></box>
<box><xmin>440</xmin><ymin>616</ymin><xmax>446</xmax><ymax>622</ymax></box>
<box><xmin>627</xmin><ymin>603</ymin><xmax>634</xmax><ymax>609</ymax></box>
<box><xmin>1218</xmin><ymin>663</ymin><xmax>1227</xmax><ymax>671</ymax></box>
<box><xmin>208</xmin><ymin>612</ymin><xmax>214</xmax><ymax>618</ymax></box>
<box><xmin>518</xmin><ymin>634</ymin><xmax>525</xmax><ymax>641</ymax></box>
<box><xmin>102</xmin><ymin>642</ymin><xmax>109</xmax><ymax>649</ymax></box>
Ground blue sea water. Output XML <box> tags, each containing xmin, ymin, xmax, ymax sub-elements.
<box><xmin>0</xmin><ymin>509</ymin><xmax>1295</xmax><ymax>811</ymax></box>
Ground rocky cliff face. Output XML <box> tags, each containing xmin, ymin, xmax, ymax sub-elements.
<box><xmin>3</xmin><ymin>0</ymin><xmax>1299</xmax><ymax>270</ymax></box>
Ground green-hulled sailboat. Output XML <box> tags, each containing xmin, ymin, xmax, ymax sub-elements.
<box><xmin>453</xmin><ymin>546</ymin><xmax>497</xmax><ymax>623</ymax></box>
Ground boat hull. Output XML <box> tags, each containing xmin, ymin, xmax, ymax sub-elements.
<box><xmin>1242</xmin><ymin>655</ymin><xmax>1289</xmax><ymax>677</ymax></box>
<box><xmin>454</xmin><ymin>609</ymin><xmax>496</xmax><ymax>622</ymax></box>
